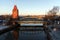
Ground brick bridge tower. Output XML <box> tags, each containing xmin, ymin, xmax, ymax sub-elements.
<box><xmin>11</xmin><ymin>5</ymin><xmax>19</xmax><ymax>20</ymax></box>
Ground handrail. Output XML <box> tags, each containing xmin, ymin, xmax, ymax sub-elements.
<box><xmin>0</xmin><ymin>25</ymin><xmax>19</xmax><ymax>35</ymax></box>
<box><xmin>0</xmin><ymin>22</ymin><xmax>56</xmax><ymax>40</ymax></box>
<box><xmin>0</xmin><ymin>24</ymin><xmax>44</xmax><ymax>35</ymax></box>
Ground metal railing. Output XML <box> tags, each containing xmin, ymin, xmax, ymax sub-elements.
<box><xmin>0</xmin><ymin>21</ymin><xmax>57</xmax><ymax>40</ymax></box>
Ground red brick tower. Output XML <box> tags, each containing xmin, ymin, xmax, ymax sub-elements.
<box><xmin>11</xmin><ymin>5</ymin><xmax>19</xmax><ymax>19</ymax></box>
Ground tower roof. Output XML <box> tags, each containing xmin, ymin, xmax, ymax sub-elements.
<box><xmin>11</xmin><ymin>5</ymin><xmax>19</xmax><ymax>19</ymax></box>
<box><xmin>13</xmin><ymin>5</ymin><xmax>17</xmax><ymax>10</ymax></box>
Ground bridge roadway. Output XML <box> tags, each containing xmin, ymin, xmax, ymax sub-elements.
<box><xmin>0</xmin><ymin>24</ymin><xmax>60</xmax><ymax>40</ymax></box>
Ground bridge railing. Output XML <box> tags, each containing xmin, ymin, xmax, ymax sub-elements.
<box><xmin>0</xmin><ymin>24</ymin><xmax>44</xmax><ymax>35</ymax></box>
<box><xmin>0</xmin><ymin>22</ymin><xmax>57</xmax><ymax>40</ymax></box>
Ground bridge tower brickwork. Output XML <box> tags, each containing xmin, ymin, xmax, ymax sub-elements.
<box><xmin>11</xmin><ymin>5</ymin><xmax>19</xmax><ymax>19</ymax></box>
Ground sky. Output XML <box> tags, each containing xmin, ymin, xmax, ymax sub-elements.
<box><xmin>0</xmin><ymin>0</ymin><xmax>60</xmax><ymax>15</ymax></box>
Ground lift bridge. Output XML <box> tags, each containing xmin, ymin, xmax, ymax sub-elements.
<box><xmin>0</xmin><ymin>20</ymin><xmax>60</xmax><ymax>40</ymax></box>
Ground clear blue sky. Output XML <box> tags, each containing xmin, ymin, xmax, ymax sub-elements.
<box><xmin>0</xmin><ymin>0</ymin><xmax>60</xmax><ymax>15</ymax></box>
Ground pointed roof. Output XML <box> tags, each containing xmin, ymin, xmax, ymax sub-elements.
<box><xmin>13</xmin><ymin>5</ymin><xmax>17</xmax><ymax>10</ymax></box>
<box><xmin>11</xmin><ymin>5</ymin><xmax>19</xmax><ymax>19</ymax></box>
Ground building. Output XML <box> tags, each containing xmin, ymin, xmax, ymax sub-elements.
<box><xmin>11</xmin><ymin>5</ymin><xmax>19</xmax><ymax>19</ymax></box>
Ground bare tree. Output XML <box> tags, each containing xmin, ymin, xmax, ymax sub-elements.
<box><xmin>48</xmin><ymin>6</ymin><xmax>59</xmax><ymax>16</ymax></box>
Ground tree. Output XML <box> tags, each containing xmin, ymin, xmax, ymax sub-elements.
<box><xmin>48</xmin><ymin>6</ymin><xmax>59</xmax><ymax>16</ymax></box>
<box><xmin>43</xmin><ymin>6</ymin><xmax>59</xmax><ymax>24</ymax></box>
